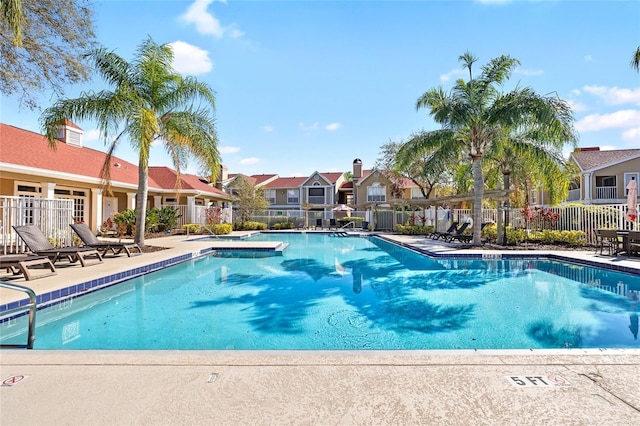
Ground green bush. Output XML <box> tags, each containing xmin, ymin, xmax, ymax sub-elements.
<box><xmin>233</xmin><ymin>221</ymin><xmax>267</xmax><ymax>231</ymax></box>
<box><xmin>273</xmin><ymin>221</ymin><xmax>294</xmax><ymax>230</ymax></box>
<box><xmin>181</xmin><ymin>223</ymin><xmax>201</xmax><ymax>233</ymax></box>
<box><xmin>113</xmin><ymin>209</ymin><xmax>137</xmax><ymax>236</ymax></box>
<box><xmin>481</xmin><ymin>223</ymin><xmax>497</xmax><ymax>243</ymax></box>
<box><xmin>213</xmin><ymin>223</ymin><xmax>233</xmax><ymax>235</ymax></box>
<box><xmin>396</xmin><ymin>224</ymin><xmax>434</xmax><ymax>235</ymax></box>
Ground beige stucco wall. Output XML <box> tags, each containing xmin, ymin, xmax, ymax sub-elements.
<box><xmin>585</xmin><ymin>158</ymin><xmax>640</xmax><ymax>201</ymax></box>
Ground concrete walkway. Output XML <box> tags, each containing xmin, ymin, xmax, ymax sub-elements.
<box><xmin>1</xmin><ymin>232</ymin><xmax>639</xmax><ymax>425</ymax></box>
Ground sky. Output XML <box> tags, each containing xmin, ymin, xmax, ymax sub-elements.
<box><xmin>2</xmin><ymin>0</ymin><xmax>640</xmax><ymax>178</ymax></box>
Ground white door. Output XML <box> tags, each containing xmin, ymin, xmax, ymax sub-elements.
<box><xmin>102</xmin><ymin>197</ymin><xmax>118</xmax><ymax>221</ymax></box>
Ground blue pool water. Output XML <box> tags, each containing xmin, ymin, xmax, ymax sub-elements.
<box><xmin>1</xmin><ymin>233</ymin><xmax>639</xmax><ymax>350</ymax></box>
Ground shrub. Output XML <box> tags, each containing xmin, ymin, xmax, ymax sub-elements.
<box><xmin>113</xmin><ymin>209</ymin><xmax>136</xmax><ymax>236</ymax></box>
<box><xmin>481</xmin><ymin>223</ymin><xmax>497</xmax><ymax>243</ymax></box>
<box><xmin>273</xmin><ymin>221</ymin><xmax>294</xmax><ymax>230</ymax></box>
<box><xmin>396</xmin><ymin>224</ymin><xmax>434</xmax><ymax>235</ymax></box>
<box><xmin>234</xmin><ymin>221</ymin><xmax>267</xmax><ymax>231</ymax></box>
<box><xmin>181</xmin><ymin>223</ymin><xmax>201</xmax><ymax>234</ymax></box>
<box><xmin>212</xmin><ymin>223</ymin><xmax>233</xmax><ymax>235</ymax></box>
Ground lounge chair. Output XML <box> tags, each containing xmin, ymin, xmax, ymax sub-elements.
<box><xmin>431</xmin><ymin>221</ymin><xmax>459</xmax><ymax>240</ymax></box>
<box><xmin>0</xmin><ymin>254</ymin><xmax>56</xmax><ymax>281</ymax></box>
<box><xmin>70</xmin><ymin>223</ymin><xmax>142</xmax><ymax>257</ymax></box>
<box><xmin>315</xmin><ymin>218</ymin><xmax>323</xmax><ymax>229</ymax></box>
<box><xmin>329</xmin><ymin>218</ymin><xmax>337</xmax><ymax>230</ymax></box>
<box><xmin>443</xmin><ymin>222</ymin><xmax>471</xmax><ymax>242</ymax></box>
<box><xmin>12</xmin><ymin>225</ymin><xmax>103</xmax><ymax>266</ymax></box>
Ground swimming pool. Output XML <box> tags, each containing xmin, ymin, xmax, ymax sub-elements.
<box><xmin>1</xmin><ymin>233</ymin><xmax>638</xmax><ymax>350</ymax></box>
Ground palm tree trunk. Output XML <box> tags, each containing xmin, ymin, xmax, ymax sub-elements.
<box><xmin>472</xmin><ymin>156</ymin><xmax>483</xmax><ymax>246</ymax></box>
<box><xmin>135</xmin><ymin>155</ymin><xmax>149</xmax><ymax>247</ymax></box>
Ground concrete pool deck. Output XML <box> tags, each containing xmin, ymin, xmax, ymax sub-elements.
<box><xmin>1</xmin><ymin>231</ymin><xmax>639</xmax><ymax>425</ymax></box>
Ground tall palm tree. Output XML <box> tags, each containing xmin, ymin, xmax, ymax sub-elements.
<box><xmin>632</xmin><ymin>46</ymin><xmax>640</xmax><ymax>72</ymax></box>
<box><xmin>399</xmin><ymin>51</ymin><xmax>576</xmax><ymax>245</ymax></box>
<box><xmin>1</xmin><ymin>0</ymin><xmax>24</xmax><ymax>45</ymax></box>
<box><xmin>41</xmin><ymin>37</ymin><xmax>220</xmax><ymax>247</ymax></box>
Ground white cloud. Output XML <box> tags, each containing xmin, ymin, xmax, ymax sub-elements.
<box><xmin>84</xmin><ymin>128</ymin><xmax>101</xmax><ymax>142</ymax></box>
<box><xmin>219</xmin><ymin>145</ymin><xmax>240</xmax><ymax>154</ymax></box>
<box><xmin>515</xmin><ymin>68</ymin><xmax>543</xmax><ymax>77</ymax></box>
<box><xmin>622</xmin><ymin>127</ymin><xmax>640</xmax><ymax>142</ymax></box>
<box><xmin>584</xmin><ymin>55</ymin><xmax>593</xmax><ymax>62</ymax></box>
<box><xmin>180</xmin><ymin>0</ymin><xmax>243</xmax><ymax>39</ymax></box>
<box><xmin>440</xmin><ymin>68</ymin><xmax>465</xmax><ymax>82</ymax></box>
<box><xmin>575</xmin><ymin>109</ymin><xmax>640</xmax><ymax>132</ymax></box>
<box><xmin>169</xmin><ymin>41</ymin><xmax>213</xmax><ymax>75</ymax></box>
<box><xmin>262</xmin><ymin>125</ymin><xmax>274</xmax><ymax>133</ymax></box>
<box><xmin>583</xmin><ymin>85</ymin><xmax>640</xmax><ymax>106</ymax></box>
<box><xmin>325</xmin><ymin>122</ymin><xmax>341</xmax><ymax>131</ymax></box>
<box><xmin>239</xmin><ymin>157</ymin><xmax>260</xmax><ymax>165</ymax></box>
<box><xmin>566</xmin><ymin>99</ymin><xmax>588</xmax><ymax>113</ymax></box>
<box><xmin>299</xmin><ymin>122</ymin><xmax>319</xmax><ymax>131</ymax></box>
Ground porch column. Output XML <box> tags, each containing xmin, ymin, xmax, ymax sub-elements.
<box><xmin>153</xmin><ymin>195</ymin><xmax>162</xmax><ymax>208</ymax></box>
<box><xmin>186</xmin><ymin>196</ymin><xmax>196</xmax><ymax>224</ymax></box>
<box><xmin>126</xmin><ymin>192</ymin><xmax>136</xmax><ymax>210</ymax></box>
<box><xmin>41</xmin><ymin>182</ymin><xmax>55</xmax><ymax>199</ymax></box>
<box><xmin>584</xmin><ymin>173</ymin><xmax>592</xmax><ymax>204</ymax></box>
<box><xmin>91</xmin><ymin>188</ymin><xmax>103</xmax><ymax>232</ymax></box>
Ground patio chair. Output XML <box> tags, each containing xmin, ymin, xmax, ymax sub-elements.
<box><xmin>0</xmin><ymin>254</ymin><xmax>56</xmax><ymax>281</ymax></box>
<box><xmin>329</xmin><ymin>218</ymin><xmax>337</xmax><ymax>230</ymax></box>
<box><xmin>593</xmin><ymin>229</ymin><xmax>603</xmax><ymax>254</ymax></box>
<box><xmin>12</xmin><ymin>225</ymin><xmax>103</xmax><ymax>267</ymax></box>
<box><xmin>628</xmin><ymin>231</ymin><xmax>640</xmax><ymax>256</ymax></box>
<box><xmin>430</xmin><ymin>221</ymin><xmax>459</xmax><ymax>240</ymax></box>
<box><xmin>70</xmin><ymin>223</ymin><xmax>142</xmax><ymax>257</ymax></box>
<box><xmin>443</xmin><ymin>222</ymin><xmax>471</xmax><ymax>243</ymax></box>
<box><xmin>315</xmin><ymin>218</ymin><xmax>323</xmax><ymax>230</ymax></box>
<box><xmin>599</xmin><ymin>229</ymin><xmax>623</xmax><ymax>256</ymax></box>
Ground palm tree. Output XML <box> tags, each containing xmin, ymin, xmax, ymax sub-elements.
<box><xmin>40</xmin><ymin>37</ymin><xmax>220</xmax><ymax>247</ymax></box>
<box><xmin>632</xmin><ymin>46</ymin><xmax>640</xmax><ymax>72</ymax></box>
<box><xmin>399</xmin><ymin>51</ymin><xmax>576</xmax><ymax>245</ymax></box>
<box><xmin>1</xmin><ymin>0</ymin><xmax>24</xmax><ymax>45</ymax></box>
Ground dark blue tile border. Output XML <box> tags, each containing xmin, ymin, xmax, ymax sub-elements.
<box><xmin>0</xmin><ymin>251</ymin><xmax>202</xmax><ymax>321</ymax></box>
<box><xmin>378</xmin><ymin>235</ymin><xmax>640</xmax><ymax>276</ymax></box>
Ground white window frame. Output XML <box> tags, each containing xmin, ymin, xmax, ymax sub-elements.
<box><xmin>367</xmin><ymin>182</ymin><xmax>386</xmax><ymax>202</ymax></box>
<box><xmin>263</xmin><ymin>189</ymin><xmax>276</xmax><ymax>204</ymax></box>
<box><xmin>287</xmin><ymin>189</ymin><xmax>299</xmax><ymax>204</ymax></box>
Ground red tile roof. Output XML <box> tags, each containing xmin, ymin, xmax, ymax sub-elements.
<box><xmin>0</xmin><ymin>123</ymin><xmax>228</xmax><ymax>198</ymax></box>
<box><xmin>148</xmin><ymin>167</ymin><xmax>229</xmax><ymax>197</ymax></box>
<box><xmin>263</xmin><ymin>176</ymin><xmax>308</xmax><ymax>188</ymax></box>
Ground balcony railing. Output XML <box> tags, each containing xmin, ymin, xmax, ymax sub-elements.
<box><xmin>595</xmin><ymin>186</ymin><xmax>617</xmax><ymax>200</ymax></box>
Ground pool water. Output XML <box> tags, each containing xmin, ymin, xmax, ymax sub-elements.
<box><xmin>1</xmin><ymin>233</ymin><xmax>639</xmax><ymax>350</ymax></box>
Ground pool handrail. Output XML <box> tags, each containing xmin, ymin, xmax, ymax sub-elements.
<box><xmin>0</xmin><ymin>281</ymin><xmax>37</xmax><ymax>349</ymax></box>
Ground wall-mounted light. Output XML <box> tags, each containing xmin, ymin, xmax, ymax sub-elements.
<box><xmin>114</xmin><ymin>163</ymin><xmax>121</xmax><ymax>168</ymax></box>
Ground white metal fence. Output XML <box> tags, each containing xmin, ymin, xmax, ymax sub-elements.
<box><xmin>1</xmin><ymin>196</ymin><xmax>75</xmax><ymax>254</ymax></box>
<box><xmin>243</xmin><ymin>203</ymin><xmax>639</xmax><ymax>245</ymax></box>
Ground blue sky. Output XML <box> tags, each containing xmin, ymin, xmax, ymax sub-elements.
<box><xmin>2</xmin><ymin>0</ymin><xmax>639</xmax><ymax>177</ymax></box>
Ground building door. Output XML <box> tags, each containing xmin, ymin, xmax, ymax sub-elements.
<box><xmin>102</xmin><ymin>197</ymin><xmax>118</xmax><ymax>221</ymax></box>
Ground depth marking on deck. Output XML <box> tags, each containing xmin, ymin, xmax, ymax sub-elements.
<box><xmin>2</xmin><ymin>374</ymin><xmax>29</xmax><ymax>387</ymax></box>
<box><xmin>506</xmin><ymin>375</ymin><xmax>573</xmax><ymax>387</ymax></box>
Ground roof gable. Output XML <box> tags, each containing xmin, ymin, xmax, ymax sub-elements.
<box><xmin>571</xmin><ymin>148</ymin><xmax>640</xmax><ymax>172</ymax></box>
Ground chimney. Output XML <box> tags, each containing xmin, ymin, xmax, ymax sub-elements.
<box><xmin>215</xmin><ymin>165</ymin><xmax>228</xmax><ymax>190</ymax></box>
<box><xmin>353</xmin><ymin>158</ymin><xmax>362</xmax><ymax>180</ymax></box>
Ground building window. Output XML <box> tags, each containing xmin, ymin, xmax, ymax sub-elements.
<box><xmin>55</xmin><ymin>187</ymin><xmax>87</xmax><ymax>223</ymax></box>
<box><xmin>264</xmin><ymin>189</ymin><xmax>276</xmax><ymax>204</ymax></box>
<box><xmin>411</xmin><ymin>188</ymin><xmax>425</xmax><ymax>199</ymax></box>
<box><xmin>308</xmin><ymin>187</ymin><xmax>325</xmax><ymax>204</ymax></box>
<box><xmin>367</xmin><ymin>183</ymin><xmax>386</xmax><ymax>202</ymax></box>
<box><xmin>287</xmin><ymin>189</ymin><xmax>299</xmax><ymax>204</ymax></box>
